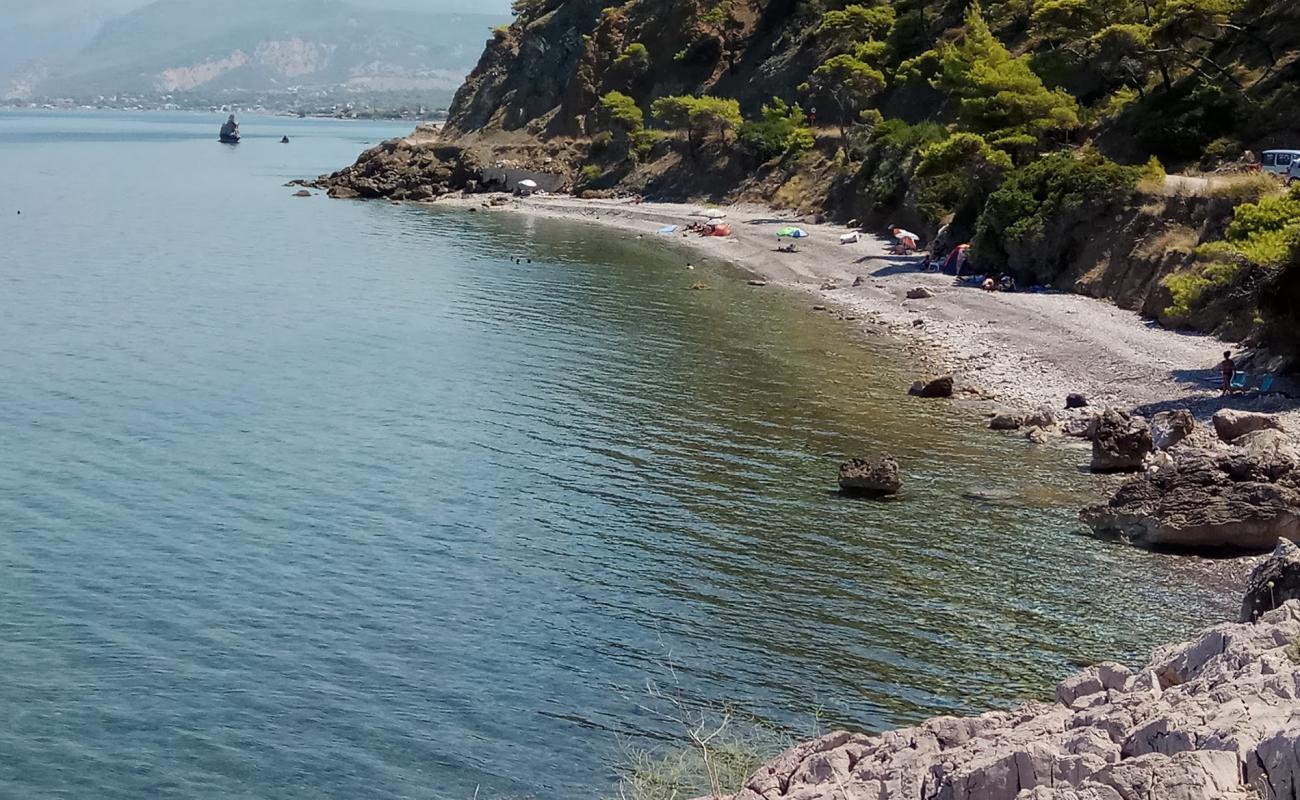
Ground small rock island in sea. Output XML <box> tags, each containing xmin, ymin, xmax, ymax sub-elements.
<box><xmin>219</xmin><ymin>114</ymin><xmax>240</xmax><ymax>144</ymax></box>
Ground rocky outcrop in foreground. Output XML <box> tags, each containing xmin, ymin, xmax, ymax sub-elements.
<box><xmin>722</xmin><ymin>551</ymin><xmax>1300</xmax><ymax>800</ymax></box>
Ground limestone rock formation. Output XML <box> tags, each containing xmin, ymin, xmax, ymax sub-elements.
<box><xmin>1080</xmin><ymin>447</ymin><xmax>1300</xmax><ymax>551</ymax></box>
<box><xmin>1214</xmin><ymin>409</ymin><xmax>1285</xmax><ymax>443</ymax></box>
<box><xmin>838</xmin><ymin>457</ymin><xmax>902</xmax><ymax>496</ymax></box>
<box><xmin>1150</xmin><ymin>409</ymin><xmax>1195</xmax><ymax>451</ymax></box>
<box><xmin>1024</xmin><ymin>406</ymin><xmax>1057</xmax><ymax>430</ymax></box>
<box><xmin>1240</xmin><ymin>538</ymin><xmax>1300</xmax><ymax>622</ymax></box>
<box><xmin>313</xmin><ymin>139</ymin><xmax>484</xmax><ymax>201</ymax></box>
<box><xmin>1088</xmin><ymin>409</ymin><xmax>1153</xmax><ymax>472</ymax></box>
<box><xmin>723</xmin><ymin>601</ymin><xmax>1300</xmax><ymax>800</ymax></box>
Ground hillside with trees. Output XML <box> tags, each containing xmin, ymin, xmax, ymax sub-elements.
<box><xmin>326</xmin><ymin>0</ymin><xmax>1300</xmax><ymax>355</ymax></box>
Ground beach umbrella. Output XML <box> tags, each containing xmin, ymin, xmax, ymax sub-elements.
<box><xmin>518</xmin><ymin>179</ymin><xmax>539</xmax><ymax>188</ymax></box>
<box><xmin>697</xmin><ymin>208</ymin><xmax>726</xmax><ymax>218</ymax></box>
<box><xmin>777</xmin><ymin>227</ymin><xmax>808</xmax><ymax>238</ymax></box>
<box><xmin>706</xmin><ymin>218</ymin><xmax>725</xmax><ymax>226</ymax></box>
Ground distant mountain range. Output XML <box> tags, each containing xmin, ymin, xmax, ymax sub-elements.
<box><xmin>1</xmin><ymin>0</ymin><xmax>508</xmax><ymax>104</ymax></box>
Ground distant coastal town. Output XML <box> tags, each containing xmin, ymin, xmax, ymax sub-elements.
<box><xmin>2</xmin><ymin>91</ymin><xmax>450</xmax><ymax>121</ymax></box>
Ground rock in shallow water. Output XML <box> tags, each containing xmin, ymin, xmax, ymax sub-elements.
<box><xmin>1080</xmin><ymin>447</ymin><xmax>1300</xmax><ymax>551</ymax></box>
<box><xmin>908</xmin><ymin>375</ymin><xmax>954</xmax><ymax>399</ymax></box>
<box><xmin>837</xmin><ymin>456</ymin><xmax>902</xmax><ymax>495</ymax></box>
<box><xmin>1088</xmin><ymin>408</ymin><xmax>1153</xmax><ymax>472</ymax></box>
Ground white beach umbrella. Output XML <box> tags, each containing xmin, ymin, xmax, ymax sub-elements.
<box><xmin>518</xmin><ymin>179</ymin><xmax>539</xmax><ymax>188</ymax></box>
<box><xmin>702</xmin><ymin>208</ymin><xmax>726</xmax><ymax>218</ymax></box>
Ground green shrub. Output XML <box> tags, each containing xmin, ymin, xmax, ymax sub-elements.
<box><xmin>1162</xmin><ymin>261</ymin><xmax>1244</xmax><ymax>324</ymax></box>
<box><xmin>613</xmin><ymin>42</ymin><xmax>651</xmax><ymax>72</ymax></box>
<box><xmin>913</xmin><ymin>132</ymin><xmax>1013</xmax><ymax>224</ymax></box>
<box><xmin>1222</xmin><ymin>191</ymin><xmax>1300</xmax><ymax>267</ymax></box>
<box><xmin>579</xmin><ymin>164</ymin><xmax>603</xmax><ymax>184</ymax></box>
<box><xmin>738</xmin><ymin>98</ymin><xmax>814</xmax><ymax>162</ymax></box>
<box><xmin>1200</xmin><ymin>136</ymin><xmax>1243</xmax><ymax>171</ymax></box>
<box><xmin>974</xmin><ymin>149</ymin><xmax>1139</xmax><ymax>283</ymax></box>
<box><xmin>590</xmin><ymin>131</ymin><xmax>614</xmax><ymax>151</ymax></box>
<box><xmin>599</xmin><ymin>90</ymin><xmax>646</xmax><ymax>134</ymax></box>
<box><xmin>849</xmin><ymin>118</ymin><xmax>947</xmax><ymax>212</ymax></box>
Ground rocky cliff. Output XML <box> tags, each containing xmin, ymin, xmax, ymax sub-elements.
<box><xmin>714</xmin><ymin>544</ymin><xmax>1300</xmax><ymax>800</ymax></box>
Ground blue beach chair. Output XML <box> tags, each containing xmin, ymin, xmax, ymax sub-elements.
<box><xmin>1260</xmin><ymin>373</ymin><xmax>1276</xmax><ymax>393</ymax></box>
<box><xmin>1231</xmin><ymin>372</ymin><xmax>1247</xmax><ymax>390</ymax></box>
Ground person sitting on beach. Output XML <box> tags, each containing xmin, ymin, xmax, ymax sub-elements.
<box><xmin>889</xmin><ymin>226</ymin><xmax>920</xmax><ymax>255</ymax></box>
<box><xmin>1219</xmin><ymin>350</ymin><xmax>1235</xmax><ymax>395</ymax></box>
<box><xmin>981</xmin><ymin>277</ymin><xmax>996</xmax><ymax>292</ymax></box>
<box><xmin>999</xmin><ymin>274</ymin><xmax>1016</xmax><ymax>292</ymax></box>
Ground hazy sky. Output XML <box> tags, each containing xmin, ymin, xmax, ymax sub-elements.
<box><xmin>0</xmin><ymin>0</ymin><xmax>513</xmax><ymax>22</ymax></box>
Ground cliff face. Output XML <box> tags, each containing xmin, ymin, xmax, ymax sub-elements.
<box><xmin>446</xmin><ymin>0</ymin><xmax>606</xmax><ymax>136</ymax></box>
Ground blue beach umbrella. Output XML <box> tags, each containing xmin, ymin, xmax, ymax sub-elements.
<box><xmin>776</xmin><ymin>227</ymin><xmax>808</xmax><ymax>238</ymax></box>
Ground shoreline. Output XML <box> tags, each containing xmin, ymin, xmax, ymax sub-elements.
<box><xmin>430</xmin><ymin>193</ymin><xmax>1298</xmax><ymax>431</ymax></box>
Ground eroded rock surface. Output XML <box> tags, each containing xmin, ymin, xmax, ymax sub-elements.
<box><xmin>839</xmin><ymin>457</ymin><xmax>903</xmax><ymax>495</ymax></box>
<box><xmin>1088</xmin><ymin>409</ymin><xmax>1154</xmax><ymax>473</ymax></box>
<box><xmin>725</xmin><ymin>601</ymin><xmax>1300</xmax><ymax>800</ymax></box>
<box><xmin>1081</xmin><ymin>445</ymin><xmax>1300</xmax><ymax>551</ymax></box>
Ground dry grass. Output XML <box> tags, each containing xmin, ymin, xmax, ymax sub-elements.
<box><xmin>771</xmin><ymin>173</ymin><xmax>815</xmax><ymax>212</ymax></box>
<box><xmin>1207</xmin><ymin>172</ymin><xmax>1285</xmax><ymax>205</ymax></box>
<box><xmin>1134</xmin><ymin>225</ymin><xmax>1200</xmax><ymax>260</ymax></box>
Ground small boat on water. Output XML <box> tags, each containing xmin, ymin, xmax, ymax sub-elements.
<box><xmin>219</xmin><ymin>114</ymin><xmax>241</xmax><ymax>144</ymax></box>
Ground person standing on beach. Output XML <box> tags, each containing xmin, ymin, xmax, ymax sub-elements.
<box><xmin>1220</xmin><ymin>350</ymin><xmax>1235</xmax><ymax>394</ymax></box>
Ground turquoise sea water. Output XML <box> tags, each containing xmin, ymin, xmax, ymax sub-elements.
<box><xmin>0</xmin><ymin>111</ymin><xmax>1235</xmax><ymax>799</ymax></box>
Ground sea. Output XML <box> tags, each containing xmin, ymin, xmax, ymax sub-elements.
<box><xmin>0</xmin><ymin>110</ymin><xmax>1236</xmax><ymax>799</ymax></box>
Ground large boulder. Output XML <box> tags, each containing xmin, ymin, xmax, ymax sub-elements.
<box><xmin>728</xmin><ymin>603</ymin><xmax>1300</xmax><ymax>800</ymax></box>
<box><xmin>1088</xmin><ymin>409</ymin><xmax>1154</xmax><ymax>472</ymax></box>
<box><xmin>1025</xmin><ymin>406</ymin><xmax>1058</xmax><ymax>430</ymax></box>
<box><xmin>909</xmin><ymin>375</ymin><xmax>954</xmax><ymax>399</ymax></box>
<box><xmin>1240</xmin><ymin>538</ymin><xmax>1300</xmax><ymax>622</ymax></box>
<box><xmin>838</xmin><ymin>456</ymin><xmax>902</xmax><ymax>495</ymax></box>
<box><xmin>1150</xmin><ymin>409</ymin><xmax>1195</xmax><ymax>451</ymax></box>
<box><xmin>1213</xmin><ymin>409</ymin><xmax>1284</xmax><ymax>443</ymax></box>
<box><xmin>990</xmin><ymin>410</ymin><xmax>1024</xmax><ymax>431</ymax></box>
<box><xmin>1081</xmin><ymin>448</ymin><xmax>1300</xmax><ymax>551</ymax></box>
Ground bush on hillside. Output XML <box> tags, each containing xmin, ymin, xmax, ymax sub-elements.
<box><xmin>738</xmin><ymin>98</ymin><xmax>814</xmax><ymax>163</ymax></box>
<box><xmin>974</xmin><ymin>149</ymin><xmax>1140</xmax><ymax>283</ymax></box>
<box><xmin>913</xmin><ymin>133</ymin><xmax>1013</xmax><ymax>225</ymax></box>
<box><xmin>850</xmin><ymin>118</ymin><xmax>947</xmax><ymax>213</ymax></box>
<box><xmin>613</xmin><ymin>43</ymin><xmax>651</xmax><ymax>73</ymax></box>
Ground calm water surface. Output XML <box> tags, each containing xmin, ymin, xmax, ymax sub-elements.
<box><xmin>0</xmin><ymin>111</ymin><xmax>1235</xmax><ymax>799</ymax></box>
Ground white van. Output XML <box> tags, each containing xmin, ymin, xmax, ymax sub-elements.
<box><xmin>1260</xmin><ymin>149</ymin><xmax>1300</xmax><ymax>177</ymax></box>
